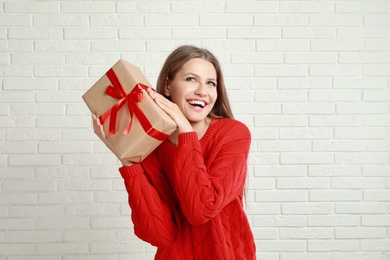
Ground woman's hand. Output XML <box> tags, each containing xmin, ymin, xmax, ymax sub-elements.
<box><xmin>92</xmin><ymin>114</ymin><xmax>115</xmax><ymax>152</ymax></box>
<box><xmin>146</xmin><ymin>88</ymin><xmax>192</xmax><ymax>134</ymax></box>
<box><xmin>91</xmin><ymin>114</ymin><xmax>133</xmax><ymax>166</ymax></box>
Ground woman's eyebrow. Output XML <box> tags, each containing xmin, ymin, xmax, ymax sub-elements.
<box><xmin>183</xmin><ymin>72</ymin><xmax>216</xmax><ymax>81</ymax></box>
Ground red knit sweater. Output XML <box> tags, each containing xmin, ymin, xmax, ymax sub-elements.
<box><xmin>119</xmin><ymin>118</ymin><xmax>256</xmax><ymax>259</ymax></box>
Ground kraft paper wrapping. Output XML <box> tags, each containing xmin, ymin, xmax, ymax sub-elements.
<box><xmin>82</xmin><ymin>59</ymin><xmax>177</xmax><ymax>162</ymax></box>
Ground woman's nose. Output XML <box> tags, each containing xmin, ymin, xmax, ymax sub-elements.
<box><xmin>194</xmin><ymin>82</ymin><xmax>207</xmax><ymax>96</ymax></box>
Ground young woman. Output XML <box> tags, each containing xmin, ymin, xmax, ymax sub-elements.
<box><xmin>93</xmin><ymin>45</ymin><xmax>256</xmax><ymax>259</ymax></box>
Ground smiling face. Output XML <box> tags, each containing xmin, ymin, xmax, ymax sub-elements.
<box><xmin>165</xmin><ymin>58</ymin><xmax>218</xmax><ymax>125</ymax></box>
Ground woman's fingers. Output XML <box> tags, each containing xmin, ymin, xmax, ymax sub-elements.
<box><xmin>92</xmin><ymin>114</ymin><xmax>98</xmax><ymax>134</ymax></box>
<box><xmin>146</xmin><ymin>88</ymin><xmax>193</xmax><ymax>133</ymax></box>
<box><xmin>91</xmin><ymin>114</ymin><xmax>116</xmax><ymax>154</ymax></box>
<box><xmin>147</xmin><ymin>88</ymin><xmax>177</xmax><ymax>118</ymax></box>
<box><xmin>92</xmin><ymin>114</ymin><xmax>102</xmax><ymax>136</ymax></box>
<box><xmin>147</xmin><ymin>87</ymin><xmax>164</xmax><ymax>103</ymax></box>
<box><xmin>92</xmin><ymin>114</ymin><xmax>107</xmax><ymax>140</ymax></box>
<box><xmin>147</xmin><ymin>88</ymin><xmax>177</xmax><ymax>112</ymax></box>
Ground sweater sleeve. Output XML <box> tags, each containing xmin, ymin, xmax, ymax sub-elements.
<box><xmin>172</xmin><ymin>121</ymin><xmax>251</xmax><ymax>225</ymax></box>
<box><xmin>119</xmin><ymin>160</ymin><xmax>177</xmax><ymax>247</ymax></box>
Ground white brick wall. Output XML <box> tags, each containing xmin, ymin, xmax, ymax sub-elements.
<box><xmin>1</xmin><ymin>0</ymin><xmax>389</xmax><ymax>259</ymax></box>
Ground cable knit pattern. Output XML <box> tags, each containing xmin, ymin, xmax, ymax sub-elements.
<box><xmin>119</xmin><ymin>118</ymin><xmax>256</xmax><ymax>260</ymax></box>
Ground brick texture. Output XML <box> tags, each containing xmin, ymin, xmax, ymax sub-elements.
<box><xmin>1</xmin><ymin>0</ymin><xmax>389</xmax><ymax>259</ymax></box>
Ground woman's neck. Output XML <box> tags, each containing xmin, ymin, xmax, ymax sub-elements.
<box><xmin>191</xmin><ymin>117</ymin><xmax>212</xmax><ymax>140</ymax></box>
<box><xmin>168</xmin><ymin>117</ymin><xmax>212</xmax><ymax>146</ymax></box>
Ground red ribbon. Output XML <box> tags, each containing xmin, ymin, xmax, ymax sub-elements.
<box><xmin>98</xmin><ymin>68</ymin><xmax>169</xmax><ymax>141</ymax></box>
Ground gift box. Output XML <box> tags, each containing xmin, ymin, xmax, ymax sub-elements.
<box><xmin>82</xmin><ymin>59</ymin><xmax>177</xmax><ymax>162</ymax></box>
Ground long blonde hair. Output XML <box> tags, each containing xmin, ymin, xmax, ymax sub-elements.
<box><xmin>156</xmin><ymin>45</ymin><xmax>234</xmax><ymax>119</ymax></box>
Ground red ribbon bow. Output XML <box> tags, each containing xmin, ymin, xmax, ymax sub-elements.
<box><xmin>98</xmin><ymin>68</ymin><xmax>169</xmax><ymax>141</ymax></box>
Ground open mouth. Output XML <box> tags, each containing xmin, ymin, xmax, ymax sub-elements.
<box><xmin>188</xmin><ymin>100</ymin><xmax>206</xmax><ymax>109</ymax></box>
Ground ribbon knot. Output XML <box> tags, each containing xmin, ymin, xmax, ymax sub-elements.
<box><xmin>98</xmin><ymin>68</ymin><xmax>169</xmax><ymax>141</ymax></box>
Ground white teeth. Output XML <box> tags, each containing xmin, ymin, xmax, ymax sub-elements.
<box><xmin>188</xmin><ymin>100</ymin><xmax>205</xmax><ymax>108</ymax></box>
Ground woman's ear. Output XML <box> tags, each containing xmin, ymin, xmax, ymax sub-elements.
<box><xmin>164</xmin><ymin>78</ymin><xmax>171</xmax><ymax>96</ymax></box>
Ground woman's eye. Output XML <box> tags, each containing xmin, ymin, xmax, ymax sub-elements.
<box><xmin>186</xmin><ymin>77</ymin><xmax>196</xmax><ymax>82</ymax></box>
<box><xmin>208</xmin><ymin>81</ymin><xmax>217</xmax><ymax>87</ymax></box>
